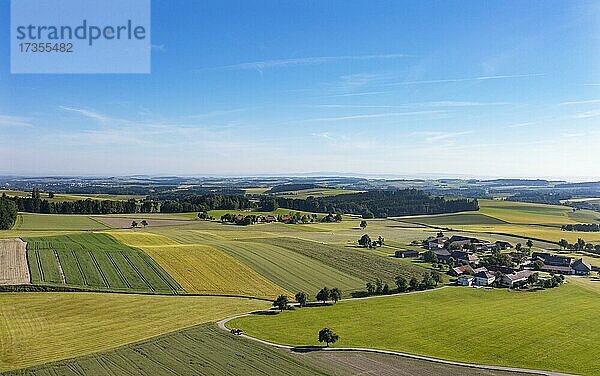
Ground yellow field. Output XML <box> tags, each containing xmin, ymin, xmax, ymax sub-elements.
<box><xmin>112</xmin><ymin>231</ymin><xmax>290</xmax><ymax>298</ymax></box>
<box><xmin>0</xmin><ymin>293</ymin><xmax>267</xmax><ymax>372</ymax></box>
<box><xmin>478</xmin><ymin>200</ymin><xmax>578</xmax><ymax>224</ymax></box>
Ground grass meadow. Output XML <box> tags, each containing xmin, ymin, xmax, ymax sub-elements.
<box><xmin>230</xmin><ymin>282</ymin><xmax>600</xmax><ymax>376</ymax></box>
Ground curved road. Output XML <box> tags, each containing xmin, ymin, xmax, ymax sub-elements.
<box><xmin>216</xmin><ymin>289</ymin><xmax>574</xmax><ymax>376</ymax></box>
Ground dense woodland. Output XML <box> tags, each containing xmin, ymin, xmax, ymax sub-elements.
<box><xmin>159</xmin><ymin>194</ymin><xmax>255</xmax><ymax>212</ymax></box>
<box><xmin>275</xmin><ymin>189</ymin><xmax>479</xmax><ymax>218</ymax></box>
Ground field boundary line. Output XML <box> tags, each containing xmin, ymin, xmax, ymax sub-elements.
<box><xmin>217</xmin><ymin>311</ymin><xmax>573</xmax><ymax>376</ymax></box>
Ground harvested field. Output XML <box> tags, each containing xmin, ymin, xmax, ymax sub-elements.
<box><xmin>0</xmin><ymin>293</ymin><xmax>268</xmax><ymax>372</ymax></box>
<box><xmin>0</xmin><ymin>239</ymin><xmax>30</xmax><ymax>285</ymax></box>
<box><xmin>94</xmin><ymin>217</ymin><xmax>194</xmax><ymax>229</ymax></box>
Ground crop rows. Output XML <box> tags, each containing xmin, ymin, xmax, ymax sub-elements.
<box><xmin>24</xmin><ymin>233</ymin><xmax>182</xmax><ymax>293</ymax></box>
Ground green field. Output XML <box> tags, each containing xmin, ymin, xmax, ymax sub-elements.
<box><xmin>214</xmin><ymin>240</ymin><xmax>366</xmax><ymax>295</ymax></box>
<box><xmin>13</xmin><ymin>213</ymin><xmax>109</xmax><ymax>231</ymax></box>
<box><xmin>230</xmin><ymin>283</ymin><xmax>600</xmax><ymax>375</ymax></box>
<box><xmin>0</xmin><ymin>293</ymin><xmax>268</xmax><ymax>372</ymax></box>
<box><xmin>2</xmin><ymin>324</ymin><xmax>332</xmax><ymax>376</ymax></box>
<box><xmin>255</xmin><ymin>237</ymin><xmax>427</xmax><ymax>286</ymax></box>
<box><xmin>2</xmin><ymin>324</ymin><xmax>520</xmax><ymax>376</ymax></box>
<box><xmin>397</xmin><ymin>212</ymin><xmax>507</xmax><ymax>225</ymax></box>
<box><xmin>109</xmin><ymin>231</ymin><xmax>290</xmax><ymax>298</ymax></box>
<box><xmin>25</xmin><ymin>233</ymin><xmax>182</xmax><ymax>293</ymax></box>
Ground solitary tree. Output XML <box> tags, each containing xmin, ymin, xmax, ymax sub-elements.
<box><xmin>558</xmin><ymin>239</ymin><xmax>569</xmax><ymax>251</ymax></box>
<box><xmin>515</xmin><ymin>243</ymin><xmax>522</xmax><ymax>252</ymax></box>
<box><xmin>131</xmin><ymin>220</ymin><xmax>138</xmax><ymax>228</ymax></box>
<box><xmin>358</xmin><ymin>234</ymin><xmax>372</xmax><ymax>248</ymax></box>
<box><xmin>526</xmin><ymin>239</ymin><xmax>533</xmax><ymax>251</ymax></box>
<box><xmin>330</xmin><ymin>288</ymin><xmax>342</xmax><ymax>303</ymax></box>
<box><xmin>532</xmin><ymin>259</ymin><xmax>544</xmax><ymax>271</ymax></box>
<box><xmin>140</xmin><ymin>220</ymin><xmax>148</xmax><ymax>228</ymax></box>
<box><xmin>395</xmin><ymin>276</ymin><xmax>408</xmax><ymax>292</ymax></box>
<box><xmin>316</xmin><ymin>287</ymin><xmax>330</xmax><ymax>304</ymax></box>
<box><xmin>318</xmin><ymin>328</ymin><xmax>339</xmax><ymax>347</ymax></box>
<box><xmin>431</xmin><ymin>271</ymin><xmax>442</xmax><ymax>286</ymax></box>
<box><xmin>360</xmin><ymin>220</ymin><xmax>368</xmax><ymax>230</ymax></box>
<box><xmin>294</xmin><ymin>291</ymin><xmax>308</xmax><ymax>307</ymax></box>
<box><xmin>273</xmin><ymin>294</ymin><xmax>289</xmax><ymax>311</ymax></box>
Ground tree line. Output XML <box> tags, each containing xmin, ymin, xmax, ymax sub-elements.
<box><xmin>561</xmin><ymin>223</ymin><xmax>600</xmax><ymax>232</ymax></box>
<box><xmin>275</xmin><ymin>189</ymin><xmax>478</xmax><ymax>218</ymax></box>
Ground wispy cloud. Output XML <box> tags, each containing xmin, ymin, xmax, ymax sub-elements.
<box><xmin>311</xmin><ymin>132</ymin><xmax>335</xmax><ymax>140</ymax></box>
<box><xmin>200</xmin><ymin>53</ymin><xmax>411</xmax><ymax>72</ymax></box>
<box><xmin>559</xmin><ymin>99</ymin><xmax>600</xmax><ymax>105</ymax></box>
<box><xmin>507</xmin><ymin>122</ymin><xmax>534</xmax><ymax>128</ymax></box>
<box><xmin>312</xmin><ymin>101</ymin><xmax>507</xmax><ymax>109</ymax></box>
<box><xmin>297</xmin><ymin>110</ymin><xmax>445</xmax><ymax>123</ymax></box>
<box><xmin>151</xmin><ymin>44</ymin><xmax>166</xmax><ymax>52</ymax></box>
<box><xmin>59</xmin><ymin>106</ymin><xmax>112</xmax><ymax>122</ymax></box>
<box><xmin>413</xmin><ymin>130</ymin><xmax>474</xmax><ymax>142</ymax></box>
<box><xmin>0</xmin><ymin>115</ymin><xmax>32</xmax><ymax>128</ymax></box>
<box><xmin>382</xmin><ymin>73</ymin><xmax>546</xmax><ymax>86</ymax></box>
<box><xmin>573</xmin><ymin>109</ymin><xmax>600</xmax><ymax>119</ymax></box>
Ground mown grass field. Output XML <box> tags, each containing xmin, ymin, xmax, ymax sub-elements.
<box><xmin>214</xmin><ymin>240</ymin><xmax>365</xmax><ymax>295</ymax></box>
<box><xmin>0</xmin><ymin>293</ymin><xmax>268</xmax><ymax>372</ymax></box>
<box><xmin>230</xmin><ymin>283</ymin><xmax>600</xmax><ymax>376</ymax></box>
<box><xmin>2</xmin><ymin>324</ymin><xmax>520</xmax><ymax>376</ymax></box>
<box><xmin>255</xmin><ymin>237</ymin><xmax>427</xmax><ymax>286</ymax></box>
<box><xmin>110</xmin><ymin>231</ymin><xmax>289</xmax><ymax>298</ymax></box>
<box><xmin>13</xmin><ymin>213</ymin><xmax>109</xmax><ymax>231</ymax></box>
<box><xmin>24</xmin><ymin>233</ymin><xmax>182</xmax><ymax>293</ymax></box>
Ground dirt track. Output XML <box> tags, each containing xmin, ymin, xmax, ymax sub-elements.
<box><xmin>0</xmin><ymin>238</ymin><xmax>30</xmax><ymax>285</ymax></box>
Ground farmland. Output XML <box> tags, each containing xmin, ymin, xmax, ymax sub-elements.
<box><xmin>0</xmin><ymin>190</ymin><xmax>144</xmax><ymax>203</ymax></box>
<box><xmin>110</xmin><ymin>231</ymin><xmax>290</xmax><ymax>298</ymax></box>
<box><xmin>255</xmin><ymin>237</ymin><xmax>428</xmax><ymax>286</ymax></box>
<box><xmin>13</xmin><ymin>213</ymin><xmax>109</xmax><ymax>231</ymax></box>
<box><xmin>230</xmin><ymin>283</ymin><xmax>600</xmax><ymax>376</ymax></box>
<box><xmin>214</xmin><ymin>240</ymin><xmax>365</xmax><ymax>295</ymax></box>
<box><xmin>0</xmin><ymin>239</ymin><xmax>30</xmax><ymax>285</ymax></box>
<box><xmin>2</xmin><ymin>324</ymin><xmax>522</xmax><ymax>376</ymax></box>
<box><xmin>24</xmin><ymin>233</ymin><xmax>182</xmax><ymax>293</ymax></box>
<box><xmin>274</xmin><ymin>188</ymin><xmax>364</xmax><ymax>199</ymax></box>
<box><xmin>0</xmin><ymin>293</ymin><xmax>268</xmax><ymax>372</ymax></box>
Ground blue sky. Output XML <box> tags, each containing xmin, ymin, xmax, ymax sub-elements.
<box><xmin>1</xmin><ymin>0</ymin><xmax>599</xmax><ymax>179</ymax></box>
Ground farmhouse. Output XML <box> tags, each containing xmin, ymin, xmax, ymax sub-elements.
<box><xmin>451</xmin><ymin>250</ymin><xmax>479</xmax><ymax>264</ymax></box>
<box><xmin>433</xmin><ymin>249</ymin><xmax>452</xmax><ymax>263</ymax></box>
<box><xmin>427</xmin><ymin>236</ymin><xmax>448</xmax><ymax>249</ymax></box>
<box><xmin>532</xmin><ymin>252</ymin><xmax>571</xmax><ymax>267</ymax></box>
<box><xmin>495</xmin><ymin>241</ymin><xmax>513</xmax><ymax>250</ymax></box>
<box><xmin>571</xmin><ymin>258</ymin><xmax>592</xmax><ymax>275</ymax></box>
<box><xmin>473</xmin><ymin>270</ymin><xmax>496</xmax><ymax>286</ymax></box>
<box><xmin>457</xmin><ymin>274</ymin><xmax>474</xmax><ymax>286</ymax></box>
<box><xmin>450</xmin><ymin>264</ymin><xmax>473</xmax><ymax>276</ymax></box>
<box><xmin>501</xmin><ymin>270</ymin><xmax>532</xmax><ymax>288</ymax></box>
<box><xmin>395</xmin><ymin>249</ymin><xmax>420</xmax><ymax>258</ymax></box>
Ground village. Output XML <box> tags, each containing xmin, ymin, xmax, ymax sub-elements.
<box><xmin>395</xmin><ymin>233</ymin><xmax>592</xmax><ymax>289</ymax></box>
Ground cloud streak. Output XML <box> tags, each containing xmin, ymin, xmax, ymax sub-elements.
<box><xmin>200</xmin><ymin>53</ymin><xmax>411</xmax><ymax>71</ymax></box>
<box><xmin>382</xmin><ymin>73</ymin><xmax>546</xmax><ymax>86</ymax></box>
<box><xmin>0</xmin><ymin>115</ymin><xmax>32</xmax><ymax>128</ymax></box>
